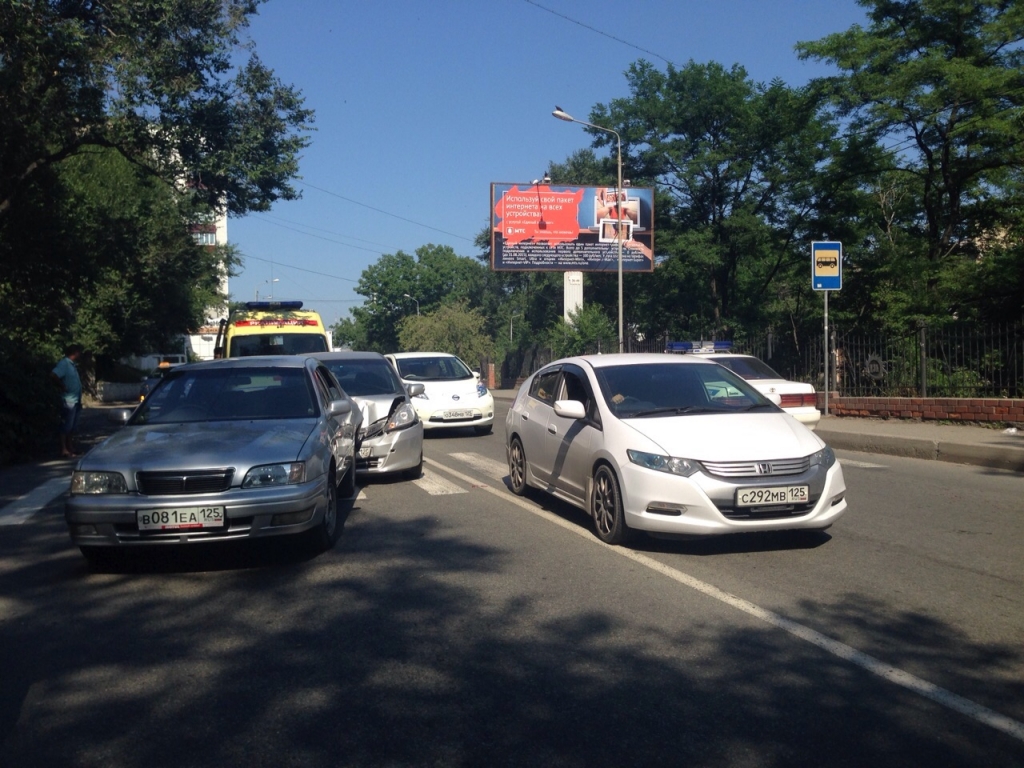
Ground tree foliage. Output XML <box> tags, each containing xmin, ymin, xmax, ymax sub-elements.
<box><xmin>0</xmin><ymin>0</ymin><xmax>314</xmax><ymax>216</ymax></box>
<box><xmin>797</xmin><ymin>0</ymin><xmax>1024</xmax><ymax>324</ymax></box>
<box><xmin>397</xmin><ymin>302</ymin><xmax>494</xmax><ymax>367</ymax></box>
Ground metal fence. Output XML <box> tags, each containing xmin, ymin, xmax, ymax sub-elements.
<box><xmin>506</xmin><ymin>323</ymin><xmax>1024</xmax><ymax>398</ymax></box>
<box><xmin>739</xmin><ymin>323</ymin><xmax>1024</xmax><ymax>398</ymax></box>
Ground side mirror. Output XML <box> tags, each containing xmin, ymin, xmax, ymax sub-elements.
<box><xmin>327</xmin><ymin>399</ymin><xmax>352</xmax><ymax>417</ymax></box>
<box><xmin>553</xmin><ymin>399</ymin><xmax>587</xmax><ymax>420</ymax></box>
<box><xmin>405</xmin><ymin>382</ymin><xmax>425</xmax><ymax>397</ymax></box>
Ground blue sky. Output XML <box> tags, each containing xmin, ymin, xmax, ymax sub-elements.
<box><xmin>228</xmin><ymin>0</ymin><xmax>869</xmax><ymax>328</ymax></box>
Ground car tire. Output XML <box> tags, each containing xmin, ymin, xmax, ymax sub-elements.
<box><xmin>508</xmin><ymin>436</ymin><xmax>528</xmax><ymax>496</ymax></box>
<box><xmin>591</xmin><ymin>464</ymin><xmax>632</xmax><ymax>545</ymax></box>
<box><xmin>402</xmin><ymin>454</ymin><xmax>423</xmax><ymax>480</ymax></box>
<box><xmin>310</xmin><ymin>468</ymin><xmax>341</xmax><ymax>552</ymax></box>
<box><xmin>474</xmin><ymin>424</ymin><xmax>492</xmax><ymax>436</ymax></box>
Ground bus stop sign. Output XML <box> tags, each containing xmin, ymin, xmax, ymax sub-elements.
<box><xmin>812</xmin><ymin>241</ymin><xmax>842</xmax><ymax>290</ymax></box>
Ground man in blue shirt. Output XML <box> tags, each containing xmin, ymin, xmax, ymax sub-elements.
<box><xmin>51</xmin><ymin>344</ymin><xmax>84</xmax><ymax>458</ymax></box>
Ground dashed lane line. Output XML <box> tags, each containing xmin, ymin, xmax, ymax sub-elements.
<box><xmin>424</xmin><ymin>454</ymin><xmax>1024</xmax><ymax>743</ymax></box>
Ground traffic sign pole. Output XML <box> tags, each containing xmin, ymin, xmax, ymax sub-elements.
<box><xmin>811</xmin><ymin>241</ymin><xmax>842</xmax><ymax>417</ymax></box>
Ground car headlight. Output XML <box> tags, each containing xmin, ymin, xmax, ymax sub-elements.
<box><xmin>809</xmin><ymin>445</ymin><xmax>836</xmax><ymax>470</ymax></box>
<box><xmin>71</xmin><ymin>471</ymin><xmax>128</xmax><ymax>495</ymax></box>
<box><xmin>476</xmin><ymin>382</ymin><xmax>489</xmax><ymax>397</ymax></box>
<box><xmin>385</xmin><ymin>402</ymin><xmax>419</xmax><ymax>433</ymax></box>
<box><xmin>627</xmin><ymin>450</ymin><xmax>701</xmax><ymax>477</ymax></box>
<box><xmin>242</xmin><ymin>463</ymin><xmax>305</xmax><ymax>488</ymax></box>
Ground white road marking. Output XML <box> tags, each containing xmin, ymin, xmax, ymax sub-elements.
<box><xmin>840</xmin><ymin>459</ymin><xmax>887</xmax><ymax>468</ymax></box>
<box><xmin>413</xmin><ymin>469</ymin><xmax>468</xmax><ymax>495</ymax></box>
<box><xmin>447</xmin><ymin>452</ymin><xmax>508</xmax><ymax>481</ymax></box>
<box><xmin>0</xmin><ymin>476</ymin><xmax>70</xmax><ymax>526</ymax></box>
<box><xmin>425</xmin><ymin>455</ymin><xmax>1024</xmax><ymax>743</ymax></box>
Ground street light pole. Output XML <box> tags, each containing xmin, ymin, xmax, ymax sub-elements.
<box><xmin>553</xmin><ymin>106</ymin><xmax>624</xmax><ymax>353</ymax></box>
<box><xmin>403</xmin><ymin>293</ymin><xmax>420</xmax><ymax>315</ymax></box>
<box><xmin>255</xmin><ymin>278</ymin><xmax>278</xmax><ymax>302</ymax></box>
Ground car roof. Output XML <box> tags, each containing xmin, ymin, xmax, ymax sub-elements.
<box><xmin>387</xmin><ymin>351</ymin><xmax>457</xmax><ymax>359</ymax></box>
<box><xmin>313</xmin><ymin>351</ymin><xmax>388</xmax><ymax>362</ymax></box>
<box><xmin>553</xmin><ymin>353</ymin><xmax>718</xmax><ymax>370</ymax></box>
<box><xmin>173</xmin><ymin>355</ymin><xmax>316</xmax><ymax>372</ymax></box>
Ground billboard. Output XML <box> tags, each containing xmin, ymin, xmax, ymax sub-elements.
<box><xmin>491</xmin><ymin>183</ymin><xmax>655</xmax><ymax>272</ymax></box>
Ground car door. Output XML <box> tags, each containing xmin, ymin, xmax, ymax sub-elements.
<box><xmin>518</xmin><ymin>367</ymin><xmax>561</xmax><ymax>486</ymax></box>
<box><xmin>313</xmin><ymin>365</ymin><xmax>354</xmax><ymax>470</ymax></box>
<box><xmin>548</xmin><ymin>364</ymin><xmax>599</xmax><ymax>505</ymax></box>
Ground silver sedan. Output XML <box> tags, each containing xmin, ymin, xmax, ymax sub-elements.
<box><xmin>65</xmin><ymin>356</ymin><xmax>361</xmax><ymax>568</ymax></box>
<box><xmin>314</xmin><ymin>351</ymin><xmax>425</xmax><ymax>479</ymax></box>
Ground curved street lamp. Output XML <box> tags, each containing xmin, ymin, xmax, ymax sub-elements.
<box><xmin>403</xmin><ymin>293</ymin><xmax>420</xmax><ymax>315</ymax></box>
<box><xmin>552</xmin><ymin>106</ymin><xmax>624</xmax><ymax>353</ymax></box>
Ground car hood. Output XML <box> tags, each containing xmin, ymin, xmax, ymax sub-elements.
<box><xmin>417</xmin><ymin>379</ymin><xmax>483</xmax><ymax>401</ymax></box>
<box><xmin>81</xmin><ymin>419</ymin><xmax>318</xmax><ymax>472</ymax></box>
<box><xmin>622</xmin><ymin>412</ymin><xmax>824</xmax><ymax>461</ymax></box>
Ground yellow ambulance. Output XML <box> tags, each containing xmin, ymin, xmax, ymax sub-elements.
<box><xmin>214</xmin><ymin>301</ymin><xmax>331</xmax><ymax>358</ymax></box>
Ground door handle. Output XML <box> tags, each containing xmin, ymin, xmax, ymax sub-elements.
<box><xmin>547</xmin><ymin>424</ymin><xmax>557</xmax><ymax>434</ymax></box>
<box><xmin>522</xmin><ymin>412</ymin><xmax>530</xmax><ymax>421</ymax></box>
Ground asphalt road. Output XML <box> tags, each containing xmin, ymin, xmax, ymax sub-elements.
<box><xmin>1</xmin><ymin>402</ymin><xmax>1023</xmax><ymax>767</ymax></box>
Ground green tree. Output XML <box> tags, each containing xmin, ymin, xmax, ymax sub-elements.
<box><xmin>588</xmin><ymin>60</ymin><xmax>859</xmax><ymax>343</ymax></box>
<box><xmin>547</xmin><ymin>304</ymin><xmax>616</xmax><ymax>358</ymax></box>
<box><xmin>0</xmin><ymin>0</ymin><xmax>313</xmax><ymax>216</ymax></box>
<box><xmin>797</xmin><ymin>0</ymin><xmax>1024</xmax><ymax>324</ymax></box>
<box><xmin>344</xmin><ymin>245</ymin><xmax>489</xmax><ymax>352</ymax></box>
<box><xmin>398</xmin><ymin>302</ymin><xmax>494</xmax><ymax>368</ymax></box>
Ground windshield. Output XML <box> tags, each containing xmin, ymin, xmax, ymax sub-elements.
<box><xmin>323</xmin><ymin>359</ymin><xmax>402</xmax><ymax>396</ymax></box>
<box><xmin>228</xmin><ymin>333</ymin><xmax>328</xmax><ymax>357</ymax></box>
<box><xmin>594</xmin><ymin>362</ymin><xmax>774</xmax><ymax>418</ymax></box>
<box><xmin>395</xmin><ymin>356</ymin><xmax>472</xmax><ymax>381</ymax></box>
<box><xmin>711</xmin><ymin>356</ymin><xmax>784</xmax><ymax>380</ymax></box>
<box><xmin>131</xmin><ymin>367</ymin><xmax>317</xmax><ymax>424</ymax></box>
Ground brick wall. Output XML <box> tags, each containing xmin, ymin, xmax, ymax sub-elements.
<box><xmin>819</xmin><ymin>394</ymin><xmax>1024</xmax><ymax>423</ymax></box>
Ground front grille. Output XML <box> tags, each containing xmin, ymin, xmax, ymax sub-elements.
<box><xmin>136</xmin><ymin>469</ymin><xmax>234</xmax><ymax>495</ymax></box>
<box><xmin>702</xmin><ymin>457</ymin><xmax>810</xmax><ymax>478</ymax></box>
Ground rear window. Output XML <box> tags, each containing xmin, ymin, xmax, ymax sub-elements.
<box><xmin>324</xmin><ymin>360</ymin><xmax>403</xmax><ymax>396</ymax></box>
<box><xmin>711</xmin><ymin>356</ymin><xmax>783</xmax><ymax>380</ymax></box>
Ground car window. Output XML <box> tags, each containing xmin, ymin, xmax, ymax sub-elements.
<box><xmin>132</xmin><ymin>367</ymin><xmax>317</xmax><ymax>424</ymax></box>
<box><xmin>395</xmin><ymin>356</ymin><xmax>472</xmax><ymax>381</ymax></box>
<box><xmin>229</xmin><ymin>333</ymin><xmax>329</xmax><ymax>357</ymax></box>
<box><xmin>559</xmin><ymin>366</ymin><xmax>601</xmax><ymax>426</ymax></box>
<box><xmin>595</xmin><ymin>363</ymin><xmax>769</xmax><ymax>417</ymax></box>
<box><xmin>316</xmin><ymin>365</ymin><xmax>345</xmax><ymax>401</ymax></box>
<box><xmin>324</xmin><ymin>360</ymin><xmax>402</xmax><ymax>396</ymax></box>
<box><xmin>530</xmin><ymin>369</ymin><xmax>561</xmax><ymax>405</ymax></box>
<box><xmin>712</xmin><ymin>356</ymin><xmax>783</xmax><ymax>380</ymax></box>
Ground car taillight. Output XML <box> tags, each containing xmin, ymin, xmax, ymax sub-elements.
<box><xmin>779</xmin><ymin>393</ymin><xmax>817</xmax><ymax>408</ymax></box>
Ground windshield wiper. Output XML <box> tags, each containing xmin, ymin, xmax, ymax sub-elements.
<box><xmin>628</xmin><ymin>406</ymin><xmax>719</xmax><ymax>417</ymax></box>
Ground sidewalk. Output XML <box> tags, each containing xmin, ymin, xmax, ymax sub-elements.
<box><xmin>490</xmin><ymin>390</ymin><xmax>1024</xmax><ymax>473</ymax></box>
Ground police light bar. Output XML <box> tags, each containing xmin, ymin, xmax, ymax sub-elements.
<box><xmin>665</xmin><ymin>340</ymin><xmax>733</xmax><ymax>353</ymax></box>
<box><xmin>245</xmin><ymin>300</ymin><xmax>303</xmax><ymax>310</ymax></box>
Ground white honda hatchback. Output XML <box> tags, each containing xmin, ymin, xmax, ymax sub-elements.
<box><xmin>385</xmin><ymin>352</ymin><xmax>495</xmax><ymax>435</ymax></box>
<box><xmin>505</xmin><ymin>354</ymin><xmax>847</xmax><ymax>545</ymax></box>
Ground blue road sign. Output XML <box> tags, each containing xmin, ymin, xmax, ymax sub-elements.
<box><xmin>812</xmin><ymin>241</ymin><xmax>842</xmax><ymax>291</ymax></box>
